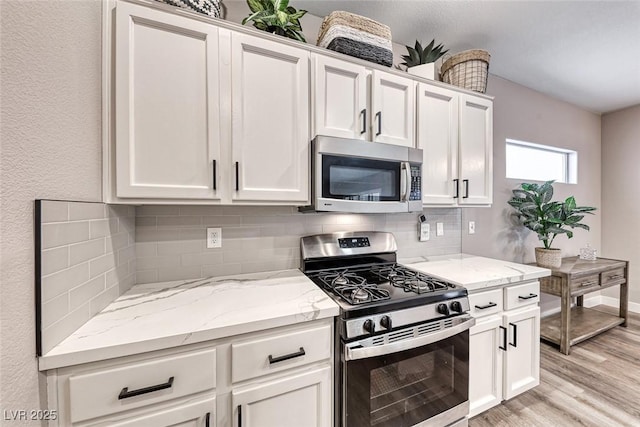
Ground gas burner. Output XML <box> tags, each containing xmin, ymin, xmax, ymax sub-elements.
<box><xmin>319</xmin><ymin>271</ymin><xmax>367</xmax><ymax>289</ymax></box>
<box><xmin>333</xmin><ymin>283</ymin><xmax>391</xmax><ymax>305</ymax></box>
<box><xmin>371</xmin><ymin>264</ymin><xmax>452</xmax><ymax>294</ymax></box>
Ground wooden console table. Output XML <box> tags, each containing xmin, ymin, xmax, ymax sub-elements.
<box><xmin>537</xmin><ymin>256</ymin><xmax>628</xmax><ymax>355</ymax></box>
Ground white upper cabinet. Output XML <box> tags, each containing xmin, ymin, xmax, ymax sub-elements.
<box><xmin>371</xmin><ymin>70</ymin><xmax>416</xmax><ymax>147</ymax></box>
<box><xmin>230</xmin><ymin>33</ymin><xmax>310</xmax><ymax>203</ymax></box>
<box><xmin>459</xmin><ymin>94</ymin><xmax>493</xmax><ymax>205</ymax></box>
<box><xmin>115</xmin><ymin>1</ymin><xmax>221</xmax><ymax>199</ymax></box>
<box><xmin>313</xmin><ymin>55</ymin><xmax>367</xmax><ymax>139</ymax></box>
<box><xmin>416</xmin><ymin>83</ymin><xmax>459</xmax><ymax>204</ymax></box>
<box><xmin>312</xmin><ymin>55</ymin><xmax>415</xmax><ymax>147</ymax></box>
<box><xmin>417</xmin><ymin>83</ymin><xmax>493</xmax><ymax>206</ymax></box>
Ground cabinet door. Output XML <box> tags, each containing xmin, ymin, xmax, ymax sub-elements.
<box><xmin>503</xmin><ymin>306</ymin><xmax>540</xmax><ymax>400</ymax></box>
<box><xmin>231</xmin><ymin>33</ymin><xmax>310</xmax><ymax>203</ymax></box>
<box><xmin>458</xmin><ymin>95</ymin><xmax>493</xmax><ymax>205</ymax></box>
<box><xmin>313</xmin><ymin>54</ymin><xmax>367</xmax><ymax>139</ymax></box>
<box><xmin>416</xmin><ymin>83</ymin><xmax>459</xmax><ymax>205</ymax></box>
<box><xmin>232</xmin><ymin>366</ymin><xmax>331</xmax><ymax>427</ymax></box>
<box><xmin>371</xmin><ymin>70</ymin><xmax>415</xmax><ymax>147</ymax></box>
<box><xmin>92</xmin><ymin>396</ymin><xmax>215</xmax><ymax>427</ymax></box>
<box><xmin>115</xmin><ymin>2</ymin><xmax>221</xmax><ymax>199</ymax></box>
<box><xmin>469</xmin><ymin>315</ymin><xmax>503</xmax><ymax>418</ymax></box>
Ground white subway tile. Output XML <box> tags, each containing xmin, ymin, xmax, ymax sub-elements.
<box><xmin>41</xmin><ymin>302</ymin><xmax>91</xmax><ymax>354</ymax></box>
<box><xmin>41</xmin><ymin>293</ymin><xmax>69</xmax><ymax>329</ymax></box>
<box><xmin>118</xmin><ymin>245</ymin><xmax>136</xmax><ymax>266</ymax></box>
<box><xmin>179</xmin><ymin>205</ymin><xmax>224</xmax><ymax>216</ymax></box>
<box><xmin>136</xmin><ymin>242</ymin><xmax>157</xmax><ymax>258</ymax></box>
<box><xmin>41</xmin><ymin>221</ymin><xmax>90</xmax><ymax>249</ymax></box>
<box><xmin>41</xmin><ymin>263</ymin><xmax>90</xmax><ymax>302</ymax></box>
<box><xmin>89</xmin><ymin>252</ymin><xmax>117</xmax><ymax>278</ymax></box>
<box><xmin>136</xmin><ymin>205</ymin><xmax>180</xmax><ymax>216</ymax></box>
<box><xmin>106</xmin><ymin>232</ymin><xmax>130</xmax><ymax>253</ymax></box>
<box><xmin>181</xmin><ymin>252</ymin><xmax>223</xmax><ymax>267</ymax></box>
<box><xmin>158</xmin><ymin>266</ymin><xmax>202</xmax><ymax>282</ymax></box>
<box><xmin>41</xmin><ymin>246</ymin><xmax>69</xmax><ymax>276</ymax></box>
<box><xmin>202</xmin><ymin>263</ymin><xmax>242</xmax><ymax>277</ymax></box>
<box><xmin>90</xmin><ymin>218</ymin><xmax>118</xmax><ymax>239</ymax></box>
<box><xmin>90</xmin><ymin>284</ymin><xmax>120</xmax><ymax>316</ymax></box>
<box><xmin>40</xmin><ymin>201</ymin><xmax>69</xmax><ymax>223</ymax></box>
<box><xmin>136</xmin><ymin>270</ymin><xmax>159</xmax><ymax>284</ymax></box>
<box><xmin>69</xmin><ymin>202</ymin><xmax>106</xmax><ymax>221</ymax></box>
<box><xmin>70</xmin><ymin>275</ymin><xmax>105</xmax><ymax>311</ymax></box>
<box><xmin>69</xmin><ymin>238</ymin><xmax>105</xmax><ymax>265</ymax></box>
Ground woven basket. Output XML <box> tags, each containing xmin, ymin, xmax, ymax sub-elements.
<box><xmin>157</xmin><ymin>0</ymin><xmax>221</xmax><ymax>18</ymax></box>
<box><xmin>440</xmin><ymin>49</ymin><xmax>490</xmax><ymax>93</ymax></box>
<box><xmin>535</xmin><ymin>247</ymin><xmax>562</xmax><ymax>269</ymax></box>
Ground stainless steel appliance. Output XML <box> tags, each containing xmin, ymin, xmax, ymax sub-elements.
<box><xmin>299</xmin><ymin>136</ymin><xmax>423</xmax><ymax>213</ymax></box>
<box><xmin>301</xmin><ymin>232</ymin><xmax>474</xmax><ymax>427</ymax></box>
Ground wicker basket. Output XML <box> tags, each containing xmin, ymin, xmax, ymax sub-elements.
<box><xmin>157</xmin><ymin>0</ymin><xmax>221</xmax><ymax>18</ymax></box>
<box><xmin>535</xmin><ymin>247</ymin><xmax>562</xmax><ymax>269</ymax></box>
<box><xmin>440</xmin><ymin>49</ymin><xmax>490</xmax><ymax>93</ymax></box>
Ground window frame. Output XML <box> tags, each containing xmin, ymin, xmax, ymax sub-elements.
<box><xmin>505</xmin><ymin>139</ymin><xmax>577</xmax><ymax>184</ymax></box>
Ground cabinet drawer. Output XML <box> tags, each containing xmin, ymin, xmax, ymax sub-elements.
<box><xmin>570</xmin><ymin>274</ymin><xmax>600</xmax><ymax>294</ymax></box>
<box><xmin>504</xmin><ymin>281</ymin><xmax>540</xmax><ymax>311</ymax></box>
<box><xmin>232</xmin><ymin>324</ymin><xmax>331</xmax><ymax>383</ymax></box>
<box><xmin>468</xmin><ymin>289</ymin><xmax>503</xmax><ymax>318</ymax></box>
<box><xmin>601</xmin><ymin>268</ymin><xmax>626</xmax><ymax>287</ymax></box>
<box><xmin>69</xmin><ymin>349</ymin><xmax>216</xmax><ymax>423</ymax></box>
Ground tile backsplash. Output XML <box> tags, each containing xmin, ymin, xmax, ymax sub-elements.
<box><xmin>37</xmin><ymin>201</ymin><xmax>136</xmax><ymax>354</ymax></box>
<box><xmin>135</xmin><ymin>206</ymin><xmax>461</xmax><ymax>283</ymax></box>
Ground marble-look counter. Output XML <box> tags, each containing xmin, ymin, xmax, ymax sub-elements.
<box><xmin>39</xmin><ymin>269</ymin><xmax>339</xmax><ymax>371</ymax></box>
<box><xmin>404</xmin><ymin>253</ymin><xmax>551</xmax><ymax>292</ymax></box>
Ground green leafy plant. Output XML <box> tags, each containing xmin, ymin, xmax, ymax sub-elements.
<box><xmin>507</xmin><ymin>181</ymin><xmax>597</xmax><ymax>249</ymax></box>
<box><xmin>400</xmin><ymin>39</ymin><xmax>448</xmax><ymax>68</ymax></box>
<box><xmin>242</xmin><ymin>0</ymin><xmax>307</xmax><ymax>42</ymax></box>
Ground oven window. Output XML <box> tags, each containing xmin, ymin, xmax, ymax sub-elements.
<box><xmin>322</xmin><ymin>155</ymin><xmax>400</xmax><ymax>201</ymax></box>
<box><xmin>344</xmin><ymin>332</ymin><xmax>468</xmax><ymax>427</ymax></box>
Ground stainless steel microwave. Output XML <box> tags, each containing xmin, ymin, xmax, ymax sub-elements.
<box><xmin>299</xmin><ymin>136</ymin><xmax>423</xmax><ymax>213</ymax></box>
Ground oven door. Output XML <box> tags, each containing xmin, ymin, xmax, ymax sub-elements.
<box><xmin>341</xmin><ymin>316</ymin><xmax>473</xmax><ymax>427</ymax></box>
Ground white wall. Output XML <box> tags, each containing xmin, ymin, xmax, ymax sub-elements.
<box><xmin>1</xmin><ymin>0</ymin><xmax>103</xmax><ymax>418</ymax></box>
<box><xmin>461</xmin><ymin>75</ymin><xmax>602</xmax><ymax>314</ymax></box>
<box><xmin>601</xmin><ymin>104</ymin><xmax>640</xmax><ymax>305</ymax></box>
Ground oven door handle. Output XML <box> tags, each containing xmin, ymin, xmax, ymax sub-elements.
<box><xmin>345</xmin><ymin>316</ymin><xmax>476</xmax><ymax>361</ymax></box>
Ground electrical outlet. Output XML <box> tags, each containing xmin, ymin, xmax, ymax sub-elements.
<box><xmin>207</xmin><ymin>227</ymin><xmax>222</xmax><ymax>248</ymax></box>
<box><xmin>468</xmin><ymin>221</ymin><xmax>476</xmax><ymax>234</ymax></box>
<box><xmin>419</xmin><ymin>223</ymin><xmax>430</xmax><ymax>241</ymax></box>
<box><xmin>436</xmin><ymin>222</ymin><xmax>444</xmax><ymax>236</ymax></box>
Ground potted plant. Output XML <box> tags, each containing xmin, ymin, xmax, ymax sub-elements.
<box><xmin>507</xmin><ymin>181</ymin><xmax>597</xmax><ymax>268</ymax></box>
<box><xmin>242</xmin><ymin>0</ymin><xmax>307</xmax><ymax>42</ymax></box>
<box><xmin>399</xmin><ymin>39</ymin><xmax>448</xmax><ymax>80</ymax></box>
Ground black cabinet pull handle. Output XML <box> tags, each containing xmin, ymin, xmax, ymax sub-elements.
<box><xmin>375</xmin><ymin>111</ymin><xmax>382</xmax><ymax>136</ymax></box>
<box><xmin>499</xmin><ymin>326</ymin><xmax>507</xmax><ymax>351</ymax></box>
<box><xmin>360</xmin><ymin>109</ymin><xmax>367</xmax><ymax>134</ymax></box>
<box><xmin>510</xmin><ymin>323</ymin><xmax>518</xmax><ymax>347</ymax></box>
<box><xmin>118</xmin><ymin>376</ymin><xmax>174</xmax><ymax>400</ymax></box>
<box><xmin>453</xmin><ymin>179</ymin><xmax>459</xmax><ymax>199</ymax></box>
<box><xmin>518</xmin><ymin>293</ymin><xmax>538</xmax><ymax>300</ymax></box>
<box><xmin>268</xmin><ymin>347</ymin><xmax>306</xmax><ymax>364</ymax></box>
<box><xmin>235</xmin><ymin>161</ymin><xmax>239</xmax><ymax>191</ymax></box>
<box><xmin>212</xmin><ymin>160</ymin><xmax>217</xmax><ymax>190</ymax></box>
<box><xmin>238</xmin><ymin>404</ymin><xmax>242</xmax><ymax>427</ymax></box>
<box><xmin>205</xmin><ymin>412</ymin><xmax>211</xmax><ymax>427</ymax></box>
<box><xmin>463</xmin><ymin>179</ymin><xmax>469</xmax><ymax>198</ymax></box>
<box><xmin>475</xmin><ymin>302</ymin><xmax>497</xmax><ymax>310</ymax></box>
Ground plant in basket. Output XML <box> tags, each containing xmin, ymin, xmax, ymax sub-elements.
<box><xmin>507</xmin><ymin>180</ymin><xmax>596</xmax><ymax>268</ymax></box>
<box><xmin>242</xmin><ymin>0</ymin><xmax>307</xmax><ymax>42</ymax></box>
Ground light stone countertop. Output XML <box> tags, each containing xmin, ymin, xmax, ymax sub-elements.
<box><xmin>38</xmin><ymin>269</ymin><xmax>339</xmax><ymax>371</ymax></box>
<box><xmin>402</xmin><ymin>253</ymin><xmax>551</xmax><ymax>292</ymax></box>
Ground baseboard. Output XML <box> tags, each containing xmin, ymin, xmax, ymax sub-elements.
<box><xmin>583</xmin><ymin>295</ymin><xmax>640</xmax><ymax>314</ymax></box>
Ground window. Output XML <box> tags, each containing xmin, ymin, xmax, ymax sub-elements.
<box><xmin>506</xmin><ymin>139</ymin><xmax>577</xmax><ymax>183</ymax></box>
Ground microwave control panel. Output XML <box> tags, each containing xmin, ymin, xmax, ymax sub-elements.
<box><xmin>409</xmin><ymin>165</ymin><xmax>422</xmax><ymax>201</ymax></box>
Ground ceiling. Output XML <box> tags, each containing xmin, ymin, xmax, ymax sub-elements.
<box><xmin>295</xmin><ymin>0</ymin><xmax>640</xmax><ymax>114</ymax></box>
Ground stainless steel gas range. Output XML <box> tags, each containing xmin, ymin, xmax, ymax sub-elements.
<box><xmin>301</xmin><ymin>232</ymin><xmax>474</xmax><ymax>427</ymax></box>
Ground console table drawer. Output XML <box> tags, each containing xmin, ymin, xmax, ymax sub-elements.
<box><xmin>601</xmin><ymin>268</ymin><xmax>626</xmax><ymax>287</ymax></box>
<box><xmin>570</xmin><ymin>274</ymin><xmax>600</xmax><ymax>293</ymax></box>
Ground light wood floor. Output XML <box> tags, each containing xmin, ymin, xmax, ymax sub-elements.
<box><xmin>469</xmin><ymin>305</ymin><xmax>640</xmax><ymax>427</ymax></box>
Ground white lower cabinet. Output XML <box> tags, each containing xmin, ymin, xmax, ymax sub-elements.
<box><xmin>468</xmin><ymin>281</ymin><xmax>540</xmax><ymax>418</ymax></box>
<box><xmin>46</xmin><ymin>319</ymin><xmax>333</xmax><ymax>426</ymax></box>
<box><xmin>232</xmin><ymin>366</ymin><xmax>331</xmax><ymax>427</ymax></box>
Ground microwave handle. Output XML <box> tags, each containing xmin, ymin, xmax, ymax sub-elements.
<box><xmin>400</xmin><ymin>162</ymin><xmax>411</xmax><ymax>202</ymax></box>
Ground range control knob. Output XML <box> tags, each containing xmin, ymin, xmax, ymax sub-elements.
<box><xmin>450</xmin><ymin>301</ymin><xmax>463</xmax><ymax>313</ymax></box>
<box><xmin>380</xmin><ymin>315</ymin><xmax>392</xmax><ymax>330</ymax></box>
<box><xmin>437</xmin><ymin>303</ymin><xmax>450</xmax><ymax>316</ymax></box>
<box><xmin>363</xmin><ymin>319</ymin><xmax>376</xmax><ymax>335</ymax></box>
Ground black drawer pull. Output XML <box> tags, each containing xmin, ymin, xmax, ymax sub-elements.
<box><xmin>499</xmin><ymin>326</ymin><xmax>507</xmax><ymax>351</ymax></box>
<box><xmin>475</xmin><ymin>302</ymin><xmax>497</xmax><ymax>310</ymax></box>
<box><xmin>118</xmin><ymin>376</ymin><xmax>174</xmax><ymax>400</ymax></box>
<box><xmin>518</xmin><ymin>293</ymin><xmax>538</xmax><ymax>300</ymax></box>
<box><xmin>510</xmin><ymin>323</ymin><xmax>518</xmax><ymax>347</ymax></box>
<box><xmin>268</xmin><ymin>347</ymin><xmax>306</xmax><ymax>364</ymax></box>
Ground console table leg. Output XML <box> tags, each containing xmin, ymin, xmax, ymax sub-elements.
<box><xmin>621</xmin><ymin>267</ymin><xmax>629</xmax><ymax>327</ymax></box>
<box><xmin>561</xmin><ymin>278</ymin><xmax>571</xmax><ymax>355</ymax></box>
